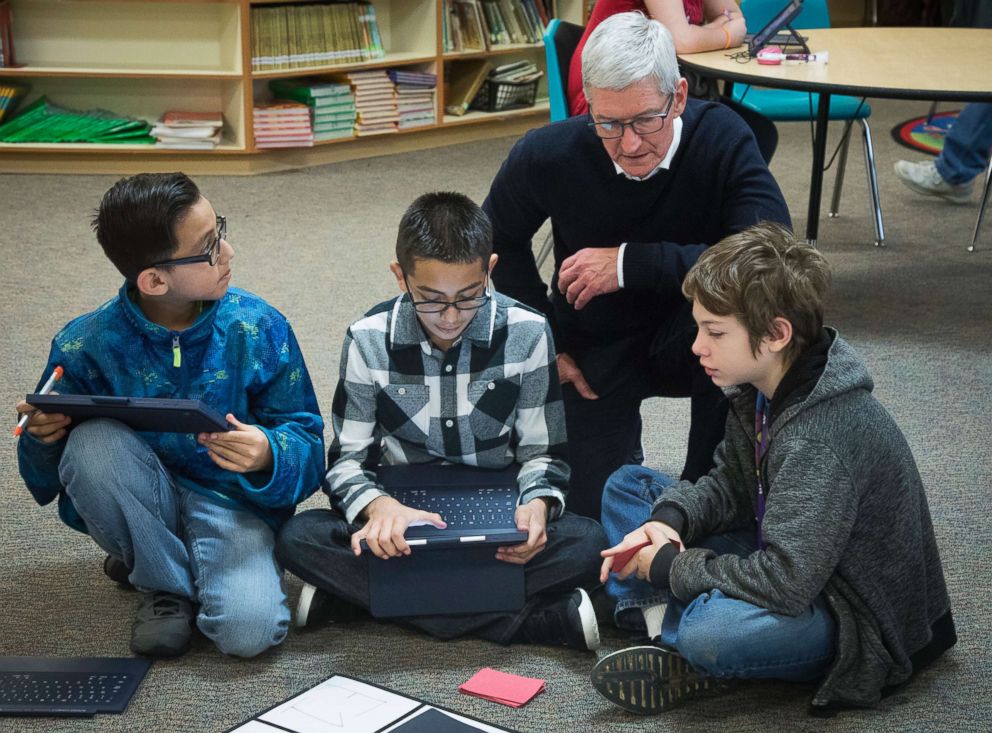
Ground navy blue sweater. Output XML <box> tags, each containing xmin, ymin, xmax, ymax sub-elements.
<box><xmin>483</xmin><ymin>99</ymin><xmax>790</xmax><ymax>354</ymax></box>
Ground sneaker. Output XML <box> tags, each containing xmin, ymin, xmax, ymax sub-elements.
<box><xmin>894</xmin><ymin>159</ymin><xmax>973</xmax><ymax>204</ymax></box>
<box><xmin>513</xmin><ymin>588</ymin><xmax>600</xmax><ymax>651</ymax></box>
<box><xmin>588</xmin><ymin>583</ymin><xmax>617</xmax><ymax>628</ymax></box>
<box><xmin>295</xmin><ymin>583</ymin><xmax>367</xmax><ymax>628</ymax></box>
<box><xmin>130</xmin><ymin>591</ymin><xmax>194</xmax><ymax>658</ymax></box>
<box><xmin>591</xmin><ymin>645</ymin><xmax>732</xmax><ymax>714</ymax></box>
<box><xmin>103</xmin><ymin>555</ymin><xmax>133</xmax><ymax>589</ymax></box>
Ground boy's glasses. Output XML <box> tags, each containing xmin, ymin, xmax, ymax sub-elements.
<box><xmin>588</xmin><ymin>94</ymin><xmax>675</xmax><ymax>139</ymax></box>
<box><xmin>404</xmin><ymin>275</ymin><xmax>492</xmax><ymax>314</ymax></box>
<box><xmin>149</xmin><ymin>216</ymin><xmax>226</xmax><ymax>269</ymax></box>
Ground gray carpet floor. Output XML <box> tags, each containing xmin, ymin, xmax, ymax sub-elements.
<box><xmin>1</xmin><ymin>98</ymin><xmax>990</xmax><ymax>732</ymax></box>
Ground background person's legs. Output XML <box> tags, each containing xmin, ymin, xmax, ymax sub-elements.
<box><xmin>935</xmin><ymin>102</ymin><xmax>992</xmax><ymax>185</ymax></box>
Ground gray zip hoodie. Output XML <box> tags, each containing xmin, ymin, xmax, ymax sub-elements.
<box><xmin>651</xmin><ymin>330</ymin><xmax>954</xmax><ymax>710</ymax></box>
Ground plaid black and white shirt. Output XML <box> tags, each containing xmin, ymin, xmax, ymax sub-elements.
<box><xmin>326</xmin><ymin>291</ymin><xmax>570</xmax><ymax>523</ymax></box>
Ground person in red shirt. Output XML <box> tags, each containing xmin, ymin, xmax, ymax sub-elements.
<box><xmin>568</xmin><ymin>0</ymin><xmax>746</xmax><ymax>117</ymax></box>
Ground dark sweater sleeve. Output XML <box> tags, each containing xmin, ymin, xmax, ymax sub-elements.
<box><xmin>483</xmin><ymin>134</ymin><xmax>555</xmax><ymax>325</ymax></box>
<box><xmin>622</xmin><ymin>114</ymin><xmax>791</xmax><ymax>300</ymax></box>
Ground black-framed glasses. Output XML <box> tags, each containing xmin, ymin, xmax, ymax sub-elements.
<box><xmin>149</xmin><ymin>216</ymin><xmax>226</xmax><ymax>269</ymax></box>
<box><xmin>404</xmin><ymin>274</ymin><xmax>492</xmax><ymax>314</ymax></box>
<box><xmin>588</xmin><ymin>94</ymin><xmax>675</xmax><ymax>139</ymax></box>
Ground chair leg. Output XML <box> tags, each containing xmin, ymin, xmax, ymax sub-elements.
<box><xmin>535</xmin><ymin>230</ymin><xmax>555</xmax><ymax>268</ymax></box>
<box><xmin>968</xmin><ymin>156</ymin><xmax>992</xmax><ymax>253</ymax></box>
<box><xmin>829</xmin><ymin>122</ymin><xmax>852</xmax><ymax>218</ymax></box>
<box><xmin>859</xmin><ymin>118</ymin><xmax>885</xmax><ymax>247</ymax></box>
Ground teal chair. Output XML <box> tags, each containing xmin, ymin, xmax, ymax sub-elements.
<box><xmin>535</xmin><ymin>18</ymin><xmax>585</xmax><ymax>266</ymax></box>
<box><xmin>734</xmin><ymin>0</ymin><xmax>884</xmax><ymax>246</ymax></box>
<box><xmin>544</xmin><ymin>18</ymin><xmax>585</xmax><ymax>123</ymax></box>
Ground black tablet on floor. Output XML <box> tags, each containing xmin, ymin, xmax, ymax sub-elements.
<box><xmin>26</xmin><ymin>394</ymin><xmax>232</xmax><ymax>433</ymax></box>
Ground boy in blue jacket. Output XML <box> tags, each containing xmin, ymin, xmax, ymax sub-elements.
<box><xmin>15</xmin><ymin>173</ymin><xmax>325</xmax><ymax>659</ymax></box>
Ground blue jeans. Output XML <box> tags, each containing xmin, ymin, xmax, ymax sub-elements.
<box><xmin>936</xmin><ymin>102</ymin><xmax>992</xmax><ymax>184</ymax></box>
<box><xmin>602</xmin><ymin>464</ymin><xmax>835</xmax><ymax>682</ymax></box>
<box><xmin>58</xmin><ymin>419</ymin><xmax>290</xmax><ymax>658</ymax></box>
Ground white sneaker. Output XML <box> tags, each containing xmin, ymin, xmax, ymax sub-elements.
<box><xmin>894</xmin><ymin>159</ymin><xmax>973</xmax><ymax>204</ymax></box>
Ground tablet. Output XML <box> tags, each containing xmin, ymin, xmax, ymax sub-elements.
<box><xmin>747</xmin><ymin>0</ymin><xmax>805</xmax><ymax>55</ymax></box>
<box><xmin>26</xmin><ymin>394</ymin><xmax>232</xmax><ymax>433</ymax></box>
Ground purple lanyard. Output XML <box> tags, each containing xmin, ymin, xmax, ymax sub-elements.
<box><xmin>754</xmin><ymin>392</ymin><xmax>770</xmax><ymax>550</ymax></box>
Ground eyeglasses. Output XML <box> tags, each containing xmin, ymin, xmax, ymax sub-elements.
<box><xmin>149</xmin><ymin>216</ymin><xmax>226</xmax><ymax>269</ymax></box>
<box><xmin>588</xmin><ymin>94</ymin><xmax>675</xmax><ymax>139</ymax></box>
<box><xmin>404</xmin><ymin>275</ymin><xmax>492</xmax><ymax>314</ymax></box>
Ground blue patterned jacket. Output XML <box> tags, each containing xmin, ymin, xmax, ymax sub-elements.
<box><xmin>17</xmin><ymin>284</ymin><xmax>325</xmax><ymax>532</ymax></box>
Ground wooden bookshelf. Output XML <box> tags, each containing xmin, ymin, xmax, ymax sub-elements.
<box><xmin>0</xmin><ymin>0</ymin><xmax>584</xmax><ymax>174</ymax></box>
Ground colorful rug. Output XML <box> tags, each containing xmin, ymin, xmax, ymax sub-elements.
<box><xmin>891</xmin><ymin>110</ymin><xmax>960</xmax><ymax>156</ymax></box>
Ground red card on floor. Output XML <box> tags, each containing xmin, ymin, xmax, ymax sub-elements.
<box><xmin>458</xmin><ymin>668</ymin><xmax>545</xmax><ymax>708</ymax></box>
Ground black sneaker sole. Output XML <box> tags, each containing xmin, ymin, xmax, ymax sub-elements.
<box><xmin>591</xmin><ymin>645</ymin><xmax>731</xmax><ymax>714</ymax></box>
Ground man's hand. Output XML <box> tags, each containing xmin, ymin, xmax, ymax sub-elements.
<box><xmin>198</xmin><ymin>414</ymin><xmax>273</xmax><ymax>473</ymax></box>
<box><xmin>14</xmin><ymin>399</ymin><xmax>70</xmax><ymax>444</ymax></box>
<box><xmin>352</xmin><ymin>496</ymin><xmax>446</xmax><ymax>559</ymax></box>
<box><xmin>496</xmin><ymin>497</ymin><xmax>551</xmax><ymax>565</ymax></box>
<box><xmin>599</xmin><ymin>521</ymin><xmax>684</xmax><ymax>583</ymax></box>
<box><xmin>557</xmin><ymin>353</ymin><xmax>598</xmax><ymax>400</ymax></box>
<box><xmin>558</xmin><ymin>247</ymin><xmax>621</xmax><ymax>310</ymax></box>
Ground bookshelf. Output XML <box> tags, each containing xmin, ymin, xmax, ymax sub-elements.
<box><xmin>0</xmin><ymin>0</ymin><xmax>585</xmax><ymax>175</ymax></box>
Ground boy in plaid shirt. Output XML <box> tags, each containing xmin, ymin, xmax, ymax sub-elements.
<box><xmin>277</xmin><ymin>192</ymin><xmax>606</xmax><ymax>649</ymax></box>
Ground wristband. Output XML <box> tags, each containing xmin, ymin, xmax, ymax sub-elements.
<box><xmin>722</xmin><ymin>26</ymin><xmax>732</xmax><ymax>49</ymax></box>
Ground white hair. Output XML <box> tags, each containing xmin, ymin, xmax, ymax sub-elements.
<box><xmin>581</xmin><ymin>11</ymin><xmax>680</xmax><ymax>100</ymax></box>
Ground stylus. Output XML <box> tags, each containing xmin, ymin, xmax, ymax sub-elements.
<box><xmin>13</xmin><ymin>365</ymin><xmax>64</xmax><ymax>437</ymax></box>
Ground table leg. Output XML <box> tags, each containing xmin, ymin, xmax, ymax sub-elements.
<box><xmin>806</xmin><ymin>92</ymin><xmax>831</xmax><ymax>246</ymax></box>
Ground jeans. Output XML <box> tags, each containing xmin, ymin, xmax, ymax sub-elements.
<box><xmin>562</xmin><ymin>298</ymin><xmax>728</xmax><ymax>521</ymax></box>
<box><xmin>936</xmin><ymin>102</ymin><xmax>992</xmax><ymax>184</ymax></box>
<box><xmin>58</xmin><ymin>418</ymin><xmax>290</xmax><ymax>658</ymax></box>
<box><xmin>275</xmin><ymin>508</ymin><xmax>606</xmax><ymax>644</ymax></box>
<box><xmin>601</xmin><ymin>464</ymin><xmax>836</xmax><ymax>682</ymax></box>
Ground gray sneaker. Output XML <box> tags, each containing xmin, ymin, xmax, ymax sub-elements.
<box><xmin>591</xmin><ymin>645</ymin><xmax>733</xmax><ymax>714</ymax></box>
<box><xmin>130</xmin><ymin>591</ymin><xmax>194</xmax><ymax>658</ymax></box>
<box><xmin>894</xmin><ymin>159</ymin><xmax>973</xmax><ymax>204</ymax></box>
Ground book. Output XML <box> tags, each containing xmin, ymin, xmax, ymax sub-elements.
<box><xmin>444</xmin><ymin>59</ymin><xmax>492</xmax><ymax>116</ymax></box>
<box><xmin>0</xmin><ymin>81</ymin><xmax>29</xmax><ymax>123</ymax></box>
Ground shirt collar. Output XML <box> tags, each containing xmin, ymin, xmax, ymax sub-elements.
<box><xmin>389</xmin><ymin>292</ymin><xmax>497</xmax><ymax>354</ymax></box>
<box><xmin>612</xmin><ymin>116</ymin><xmax>683</xmax><ymax>181</ymax></box>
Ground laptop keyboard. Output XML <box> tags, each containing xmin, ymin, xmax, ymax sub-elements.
<box><xmin>0</xmin><ymin>672</ymin><xmax>131</xmax><ymax>707</ymax></box>
<box><xmin>395</xmin><ymin>487</ymin><xmax>517</xmax><ymax>528</ymax></box>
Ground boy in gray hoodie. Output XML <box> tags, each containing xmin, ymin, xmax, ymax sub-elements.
<box><xmin>591</xmin><ymin>222</ymin><xmax>955</xmax><ymax>716</ymax></box>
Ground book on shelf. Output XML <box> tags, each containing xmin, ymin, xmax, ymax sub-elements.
<box><xmin>251</xmin><ymin>2</ymin><xmax>385</xmax><ymax>72</ymax></box>
<box><xmin>0</xmin><ymin>0</ymin><xmax>19</xmax><ymax>68</ymax></box>
<box><xmin>153</xmin><ymin>110</ymin><xmax>223</xmax><ymax>149</ymax></box>
<box><xmin>444</xmin><ymin>59</ymin><xmax>492</xmax><ymax>116</ymax></box>
<box><xmin>253</xmin><ymin>101</ymin><xmax>314</xmax><ymax>148</ymax></box>
<box><xmin>0</xmin><ymin>97</ymin><xmax>154</xmax><ymax>144</ymax></box>
<box><xmin>0</xmin><ymin>80</ymin><xmax>29</xmax><ymax>124</ymax></box>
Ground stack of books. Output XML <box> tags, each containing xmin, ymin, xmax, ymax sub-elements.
<box><xmin>250</xmin><ymin>1</ymin><xmax>385</xmax><ymax>72</ymax></box>
<box><xmin>0</xmin><ymin>97</ymin><xmax>154</xmax><ymax>144</ymax></box>
<box><xmin>253</xmin><ymin>101</ymin><xmax>314</xmax><ymax>148</ymax></box>
<box><xmin>442</xmin><ymin>0</ymin><xmax>548</xmax><ymax>53</ymax></box>
<box><xmin>0</xmin><ymin>80</ymin><xmax>28</xmax><ymax>124</ymax></box>
<box><xmin>269</xmin><ymin>79</ymin><xmax>356</xmax><ymax>142</ymax></box>
<box><xmin>388</xmin><ymin>70</ymin><xmax>437</xmax><ymax>130</ymax></box>
<box><xmin>344</xmin><ymin>70</ymin><xmax>398</xmax><ymax>136</ymax></box>
<box><xmin>151</xmin><ymin>111</ymin><xmax>224</xmax><ymax>150</ymax></box>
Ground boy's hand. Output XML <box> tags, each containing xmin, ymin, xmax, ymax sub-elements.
<box><xmin>497</xmin><ymin>497</ymin><xmax>551</xmax><ymax>566</ymax></box>
<box><xmin>14</xmin><ymin>398</ymin><xmax>70</xmax><ymax>443</ymax></box>
<box><xmin>198</xmin><ymin>414</ymin><xmax>273</xmax><ymax>473</ymax></box>
<box><xmin>600</xmin><ymin>521</ymin><xmax>684</xmax><ymax>583</ymax></box>
<box><xmin>352</xmin><ymin>496</ymin><xmax>446</xmax><ymax>559</ymax></box>
<box><xmin>558</xmin><ymin>246</ymin><xmax>620</xmax><ymax>310</ymax></box>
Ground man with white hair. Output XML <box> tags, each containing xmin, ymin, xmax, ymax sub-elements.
<box><xmin>482</xmin><ymin>12</ymin><xmax>790</xmax><ymax>521</ymax></box>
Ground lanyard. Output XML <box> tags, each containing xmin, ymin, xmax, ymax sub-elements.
<box><xmin>754</xmin><ymin>392</ymin><xmax>770</xmax><ymax>550</ymax></box>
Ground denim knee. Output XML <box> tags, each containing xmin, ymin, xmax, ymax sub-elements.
<box><xmin>200</xmin><ymin>592</ymin><xmax>289</xmax><ymax>658</ymax></box>
<box><xmin>59</xmin><ymin>418</ymin><xmax>155</xmax><ymax>494</ymax></box>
